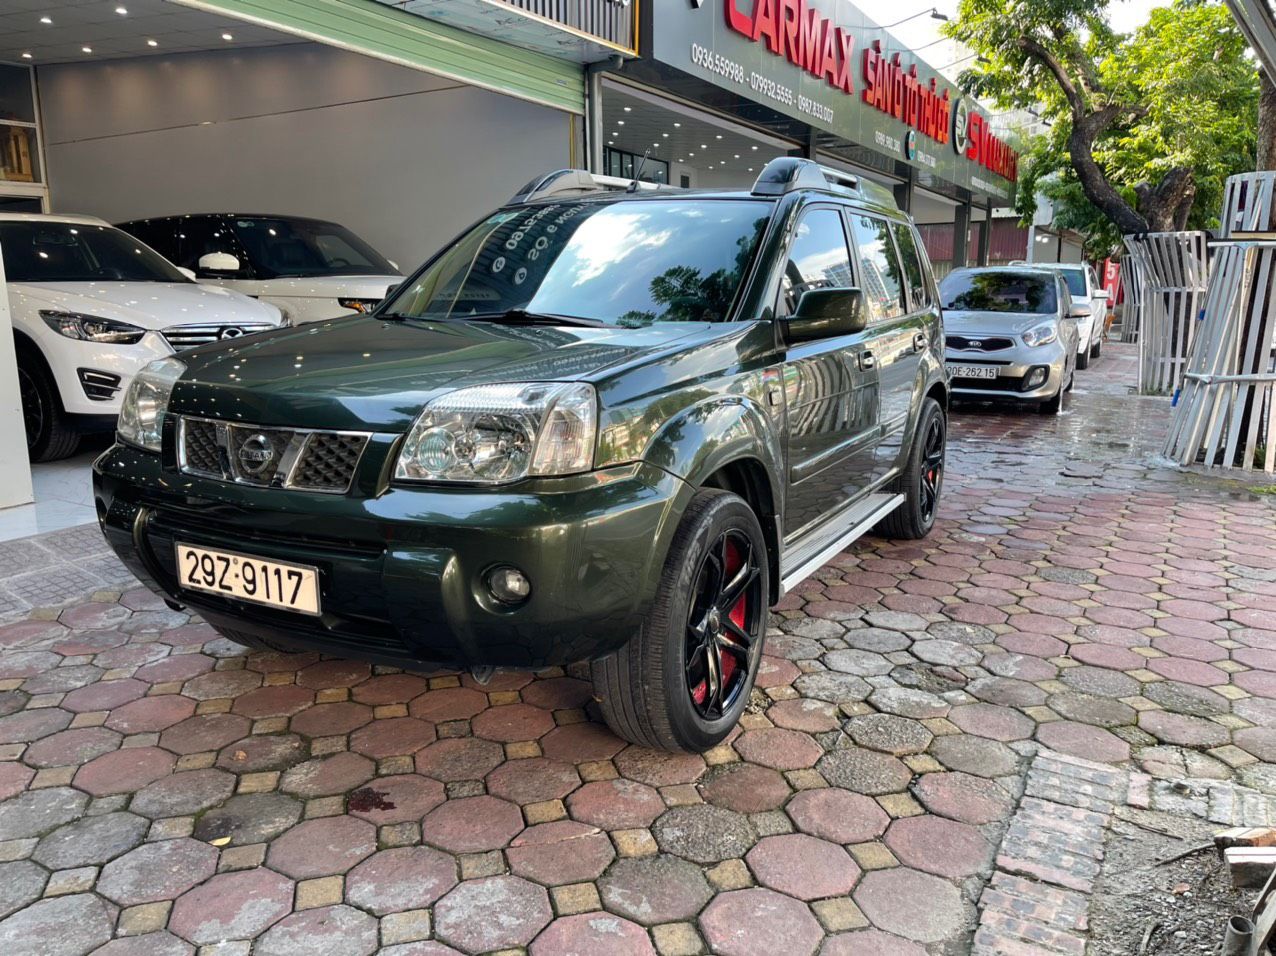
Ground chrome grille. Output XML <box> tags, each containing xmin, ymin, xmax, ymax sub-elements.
<box><xmin>178</xmin><ymin>417</ymin><xmax>370</xmax><ymax>494</ymax></box>
<box><xmin>162</xmin><ymin>323</ymin><xmax>275</xmax><ymax>351</ymax></box>
<box><xmin>946</xmin><ymin>335</ymin><xmax>1015</xmax><ymax>352</ymax></box>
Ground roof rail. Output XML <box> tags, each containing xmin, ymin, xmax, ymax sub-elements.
<box><xmin>508</xmin><ymin>169</ymin><xmax>674</xmax><ymax>205</ymax></box>
<box><xmin>751</xmin><ymin>157</ymin><xmax>900</xmax><ymax>212</ymax></box>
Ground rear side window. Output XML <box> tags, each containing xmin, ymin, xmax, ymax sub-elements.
<box><xmin>778</xmin><ymin>207</ymin><xmax>853</xmax><ymax>318</ymax></box>
<box><xmin>121</xmin><ymin>219</ymin><xmax>179</xmax><ymax>261</ymax></box>
<box><xmin>848</xmin><ymin>214</ymin><xmax>906</xmax><ymax>322</ymax></box>
<box><xmin>892</xmin><ymin>222</ymin><xmax>930</xmax><ymax>309</ymax></box>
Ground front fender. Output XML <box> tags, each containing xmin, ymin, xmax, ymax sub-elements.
<box><xmin>643</xmin><ymin>396</ymin><xmax>784</xmax><ymax>502</ymax></box>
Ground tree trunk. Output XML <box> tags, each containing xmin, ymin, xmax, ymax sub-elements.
<box><xmin>1259</xmin><ymin>71</ymin><xmax>1276</xmax><ymax>171</ymax></box>
<box><xmin>1068</xmin><ymin>118</ymin><xmax>1150</xmax><ymax>235</ymax></box>
<box><xmin>1135</xmin><ymin>166</ymin><xmax>1196</xmax><ymax>232</ymax></box>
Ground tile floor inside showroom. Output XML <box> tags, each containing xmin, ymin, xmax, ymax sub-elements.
<box><xmin>0</xmin><ymin>341</ymin><xmax>1274</xmax><ymax>955</ymax></box>
<box><xmin>0</xmin><ymin>438</ymin><xmax>109</xmax><ymax>544</ymax></box>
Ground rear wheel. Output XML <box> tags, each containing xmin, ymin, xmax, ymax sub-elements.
<box><xmin>591</xmin><ymin>488</ymin><xmax>768</xmax><ymax>753</ymax></box>
<box><xmin>880</xmin><ymin>397</ymin><xmax>945</xmax><ymax>540</ymax></box>
<box><xmin>1091</xmin><ymin>337</ymin><xmax>1102</xmax><ymax>359</ymax></box>
<box><xmin>18</xmin><ymin>354</ymin><xmax>80</xmax><ymax>462</ymax></box>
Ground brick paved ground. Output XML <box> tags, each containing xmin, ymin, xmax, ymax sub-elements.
<box><xmin>0</xmin><ymin>341</ymin><xmax>1274</xmax><ymax>955</ymax></box>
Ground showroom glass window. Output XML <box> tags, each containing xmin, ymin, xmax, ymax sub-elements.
<box><xmin>848</xmin><ymin>215</ymin><xmax>906</xmax><ymax>322</ymax></box>
<box><xmin>892</xmin><ymin>222</ymin><xmax>930</xmax><ymax>310</ymax></box>
<box><xmin>0</xmin><ymin>65</ymin><xmax>40</xmax><ymax>186</ymax></box>
<box><xmin>939</xmin><ymin>271</ymin><xmax>1059</xmax><ymax>314</ymax></box>
<box><xmin>227</xmin><ymin>217</ymin><xmax>395</xmax><ymax>278</ymax></box>
<box><xmin>0</xmin><ymin>222</ymin><xmax>189</xmax><ymax>282</ymax></box>
<box><xmin>386</xmin><ymin>199</ymin><xmax>770</xmax><ymax>326</ymax></box>
<box><xmin>777</xmin><ymin>207</ymin><xmax>854</xmax><ymax>318</ymax></box>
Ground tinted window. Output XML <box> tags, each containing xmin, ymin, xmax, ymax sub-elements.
<box><xmin>227</xmin><ymin>217</ymin><xmax>397</xmax><ymax>278</ymax></box>
<box><xmin>120</xmin><ymin>219</ymin><xmax>181</xmax><ymax>262</ymax></box>
<box><xmin>940</xmin><ymin>271</ymin><xmax>1058</xmax><ymax>315</ymax></box>
<box><xmin>848</xmin><ymin>215</ymin><xmax>906</xmax><ymax>321</ymax></box>
<box><xmin>177</xmin><ymin>217</ymin><xmax>253</xmax><ymax>278</ymax></box>
<box><xmin>778</xmin><ymin>207</ymin><xmax>853</xmax><ymax>318</ymax></box>
<box><xmin>385</xmin><ymin>199</ymin><xmax>770</xmax><ymax>326</ymax></box>
<box><xmin>1056</xmin><ymin>267</ymin><xmax>1086</xmax><ymax>296</ymax></box>
<box><xmin>0</xmin><ymin>221</ymin><xmax>188</xmax><ymax>283</ymax></box>
<box><xmin>892</xmin><ymin>222</ymin><xmax>929</xmax><ymax>309</ymax></box>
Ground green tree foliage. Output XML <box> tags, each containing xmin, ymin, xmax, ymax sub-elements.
<box><xmin>948</xmin><ymin>0</ymin><xmax>1257</xmax><ymax>254</ymax></box>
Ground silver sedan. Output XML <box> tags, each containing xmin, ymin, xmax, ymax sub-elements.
<box><xmin>938</xmin><ymin>267</ymin><xmax>1083</xmax><ymax>414</ymax></box>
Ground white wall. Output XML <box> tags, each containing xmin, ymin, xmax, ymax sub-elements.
<box><xmin>37</xmin><ymin>43</ymin><xmax>576</xmax><ymax>268</ymax></box>
<box><xmin>0</xmin><ymin>243</ymin><xmax>34</xmax><ymax>510</ymax></box>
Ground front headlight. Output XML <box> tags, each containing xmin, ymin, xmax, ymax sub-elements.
<box><xmin>395</xmin><ymin>382</ymin><xmax>597</xmax><ymax>484</ymax></box>
<box><xmin>338</xmin><ymin>298</ymin><xmax>380</xmax><ymax>314</ymax></box>
<box><xmin>117</xmin><ymin>357</ymin><xmax>185</xmax><ymax>452</ymax></box>
<box><xmin>1022</xmin><ymin>322</ymin><xmax>1059</xmax><ymax>348</ymax></box>
<box><xmin>41</xmin><ymin>310</ymin><xmax>146</xmax><ymax>345</ymax></box>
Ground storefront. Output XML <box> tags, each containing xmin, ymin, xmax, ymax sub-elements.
<box><xmin>591</xmin><ymin>0</ymin><xmax>1018</xmax><ymax>268</ymax></box>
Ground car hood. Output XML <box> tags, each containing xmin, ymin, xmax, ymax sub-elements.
<box><xmin>12</xmin><ymin>281</ymin><xmax>282</xmax><ymax>330</ymax></box>
<box><xmin>943</xmin><ymin>310</ymin><xmax>1055</xmax><ymax>337</ymax></box>
<box><xmin>171</xmin><ymin>316</ymin><xmax>718</xmax><ymax>431</ymax></box>
<box><xmin>252</xmin><ymin>275</ymin><xmax>402</xmax><ymax>299</ymax></box>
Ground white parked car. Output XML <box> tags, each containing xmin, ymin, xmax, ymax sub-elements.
<box><xmin>3</xmin><ymin>213</ymin><xmax>284</xmax><ymax>461</ymax></box>
<box><xmin>1013</xmin><ymin>261</ymin><xmax>1109</xmax><ymax>369</ymax></box>
<box><xmin>117</xmin><ymin>214</ymin><xmax>403</xmax><ymax>325</ymax></box>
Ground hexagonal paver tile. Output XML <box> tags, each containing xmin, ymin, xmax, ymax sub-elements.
<box><xmin>699</xmin><ymin>763</ymin><xmax>790</xmax><ymax>814</ymax></box>
<box><xmin>159</xmin><ymin>714</ymin><xmax>251</xmax><ymax>755</ymax></box>
<box><xmin>268</xmin><ymin>816</ymin><xmax>376</xmax><ymax>879</ymax></box>
<box><xmin>868</xmin><ymin>686</ymin><xmax>950</xmax><ymax>719</ymax></box>
<box><xmin>74</xmin><ymin>746</ymin><xmax>174</xmax><ymax>797</ymax></box>
<box><xmin>913</xmin><ymin>772</ymin><xmax>1015</xmax><ymax>825</ymax></box>
<box><xmin>181</xmin><ymin>669</ymin><xmax>261</xmax><ymax>701</ymax></box>
<box><xmin>521</xmin><ymin>676</ymin><xmax>593</xmax><ymax>711</ymax></box>
<box><xmin>734</xmin><ymin>727</ymin><xmax>823</xmax><ymax>770</ymax></box>
<box><xmin>1144</xmin><ymin>681</ymin><xmax>1230</xmax><ymax>718</ymax></box>
<box><xmin>349</xmin><ymin>717</ymin><xmax>436</xmax><ymax>758</ymax></box>
<box><xmin>817</xmin><ymin>748</ymin><xmax>911</xmax><ymax>795</ymax></box>
<box><xmin>217</xmin><ymin>733</ymin><xmax>307</xmax><ymax>773</ymax></box>
<box><xmin>487</xmin><ymin>757</ymin><xmax>582</xmax><ymax>804</ymax></box>
<box><xmin>699</xmin><ymin>887</ymin><xmax>823</xmax><ymax>956</ymax></box>
<box><xmin>33</xmin><ymin>811</ymin><xmax>149</xmax><ymax>869</ymax></box>
<box><xmin>296</xmin><ymin>660</ymin><xmax>371</xmax><ymax>689</ymax></box>
<box><xmin>847</xmin><ymin>714</ymin><xmax>934</xmax><ymax>755</ymax></box>
<box><xmin>507</xmin><ymin>820</ymin><xmax>615</xmax><ymax>885</ymax></box>
<box><xmin>1234</xmin><ymin>727</ymin><xmax>1276</xmax><ymax>762</ymax></box>
<box><xmin>967</xmin><ymin>677</ymin><xmax>1047</xmax><ymax>709</ymax></box>
<box><xmin>351</xmin><ymin>674</ymin><xmax>430</xmax><ymax>706</ymax></box>
<box><xmin>434</xmin><ymin>876</ymin><xmax>552</xmax><ymax>953</ymax></box>
<box><xmin>652</xmin><ymin>805</ymin><xmax>755</xmax><ymax>864</ymax></box>
<box><xmin>928</xmin><ymin>734</ymin><xmax>1019</xmax><ymax>778</ymax></box>
<box><xmin>1036</xmin><ymin>721</ymin><xmax>1132</xmax><ymax>763</ymax></box>
<box><xmin>612</xmin><ymin>747</ymin><xmax>706</xmax><ymax>787</ymax></box>
<box><xmin>568</xmin><ymin>778</ymin><xmax>665</xmax><ymax>829</ymax></box>
<box><xmin>97</xmin><ymin>837</ymin><xmax>218</xmax><ymax>905</ymax></box>
<box><xmin>346</xmin><ymin>846</ymin><xmax>458</xmax><ymax>915</ymax></box>
<box><xmin>0</xmin><ymin>786</ymin><xmax>87</xmax><ymax>838</ymax></box>
<box><xmin>854</xmin><ymin>867</ymin><xmax>967</xmax><ymax>944</ymax></box>
<box><xmin>134</xmin><ymin>653</ymin><xmax>215</xmax><ymax>684</ymax></box>
<box><xmin>947</xmin><ymin>703</ymin><xmax>1035</xmax><ymax>741</ymax></box>
<box><xmin>540</xmin><ymin>723</ymin><xmax>626</xmax><ymax>763</ymax></box>
<box><xmin>1046</xmin><ymin>692</ymin><xmax>1136</xmax><ymax>729</ymax></box>
<box><xmin>230</xmin><ymin>684</ymin><xmax>315</xmax><ymax>718</ymax></box>
<box><xmin>530</xmin><ymin>913</ymin><xmax>656</xmax><ymax>955</ymax></box>
<box><xmin>820</xmin><ymin>929</ymin><xmax>927</xmax><ymax>955</ymax></box>
<box><xmin>1138</xmin><ymin>710</ymin><xmax>1230</xmax><ymax>749</ymax></box>
<box><xmin>104</xmin><ymin>695</ymin><xmax>197</xmax><ymax>735</ymax></box>
<box><xmin>415</xmin><ymin>737</ymin><xmax>506</xmax><ymax>782</ymax></box>
<box><xmin>598</xmin><ymin>855</ymin><xmax>713</xmax><ymax>925</ymax></box>
<box><xmin>746</xmin><ymin>833</ymin><xmax>861</xmax><ymax>900</ymax></box>
<box><xmin>169</xmin><ymin>869</ymin><xmax>294</xmax><ymax>944</ymax></box>
<box><xmin>884</xmin><ymin>816</ymin><xmax>990</xmax><ymax>878</ymax></box>
<box><xmin>347</xmin><ymin>773</ymin><xmax>445</xmax><ymax>824</ymax></box>
<box><xmin>786</xmin><ymin>788</ymin><xmax>890</xmax><ymax>843</ymax></box>
<box><xmin>767</xmin><ymin>697</ymin><xmax>840</xmax><ymax>733</ymax></box>
<box><xmin>60</xmin><ymin>677</ymin><xmax>146</xmax><ymax>713</ymax></box>
<box><xmin>0</xmin><ymin>860</ymin><xmax>46</xmax><ymax>921</ymax></box>
<box><xmin>289</xmin><ymin>701</ymin><xmax>373</xmax><ymax>737</ymax></box>
<box><xmin>794</xmin><ymin>671</ymin><xmax>872</xmax><ymax>704</ymax></box>
<box><xmin>0</xmin><ymin>893</ymin><xmax>113</xmax><ymax>956</ymax></box>
<box><xmin>280</xmin><ymin>751</ymin><xmax>375</xmax><ymax>797</ymax></box>
<box><xmin>472</xmin><ymin>703</ymin><xmax>556</xmax><ymax>742</ymax></box>
<box><xmin>409</xmin><ymin>687</ymin><xmax>488</xmax><ymax>722</ymax></box>
<box><xmin>23</xmin><ymin>727</ymin><xmax>121</xmax><ymax>768</ymax></box>
<box><xmin>130</xmin><ymin>768</ymin><xmax>236</xmax><ymax>819</ymax></box>
<box><xmin>423</xmin><ymin>794</ymin><xmax>525</xmax><ymax>853</ymax></box>
<box><xmin>256</xmin><ymin>904</ymin><xmax>377</xmax><ymax>956</ymax></box>
<box><xmin>193</xmin><ymin>793</ymin><xmax>302</xmax><ymax>845</ymax></box>
<box><xmin>0</xmin><ymin>708</ymin><xmax>71</xmax><ymax>744</ymax></box>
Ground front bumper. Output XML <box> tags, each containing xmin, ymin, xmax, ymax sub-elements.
<box><xmin>945</xmin><ymin>343</ymin><xmax>1068</xmax><ymax>402</ymax></box>
<box><xmin>93</xmin><ymin>444</ymin><xmax>692</xmax><ymax>669</ymax></box>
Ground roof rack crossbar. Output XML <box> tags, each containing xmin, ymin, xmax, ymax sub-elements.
<box><xmin>508</xmin><ymin>169</ymin><xmax>676</xmax><ymax>205</ymax></box>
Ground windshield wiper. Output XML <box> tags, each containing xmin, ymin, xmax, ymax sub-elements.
<box><xmin>464</xmin><ymin>309</ymin><xmax>606</xmax><ymax>328</ymax></box>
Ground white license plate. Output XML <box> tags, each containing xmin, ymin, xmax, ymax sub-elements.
<box><xmin>946</xmin><ymin>364</ymin><xmax>999</xmax><ymax>380</ymax></box>
<box><xmin>175</xmin><ymin>543</ymin><xmax>321</xmax><ymax>615</ymax></box>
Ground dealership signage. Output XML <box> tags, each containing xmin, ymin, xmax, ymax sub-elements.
<box><xmin>650</xmin><ymin>0</ymin><xmax>1017</xmax><ymax>201</ymax></box>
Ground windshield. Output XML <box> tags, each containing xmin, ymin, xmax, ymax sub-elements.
<box><xmin>382</xmin><ymin>199</ymin><xmax>771</xmax><ymax>326</ymax></box>
<box><xmin>940</xmin><ymin>271</ymin><xmax>1058</xmax><ymax>315</ymax></box>
<box><xmin>0</xmin><ymin>221</ymin><xmax>188</xmax><ymax>283</ymax></box>
<box><xmin>227</xmin><ymin>217</ymin><xmax>397</xmax><ymax>278</ymax></box>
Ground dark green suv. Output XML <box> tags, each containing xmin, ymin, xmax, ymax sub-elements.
<box><xmin>93</xmin><ymin>158</ymin><xmax>948</xmax><ymax>753</ymax></box>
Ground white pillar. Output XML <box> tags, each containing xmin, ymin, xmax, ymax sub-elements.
<box><xmin>0</xmin><ymin>241</ymin><xmax>35</xmax><ymax>510</ymax></box>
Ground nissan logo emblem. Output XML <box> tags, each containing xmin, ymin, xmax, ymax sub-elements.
<box><xmin>238</xmin><ymin>434</ymin><xmax>275</xmax><ymax>476</ymax></box>
<box><xmin>220</xmin><ymin>327</ymin><xmax>245</xmax><ymax>340</ymax></box>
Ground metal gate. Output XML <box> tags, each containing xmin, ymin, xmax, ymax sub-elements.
<box><xmin>1121</xmin><ymin>232</ymin><xmax>1210</xmax><ymax>394</ymax></box>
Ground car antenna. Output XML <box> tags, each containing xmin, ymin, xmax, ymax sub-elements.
<box><xmin>628</xmin><ymin>149</ymin><xmax>651</xmax><ymax>192</ymax></box>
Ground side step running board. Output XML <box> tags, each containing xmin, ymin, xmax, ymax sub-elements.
<box><xmin>778</xmin><ymin>493</ymin><xmax>904</xmax><ymax>594</ymax></box>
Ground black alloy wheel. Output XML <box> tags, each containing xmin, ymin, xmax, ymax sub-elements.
<box><xmin>880</xmin><ymin>396</ymin><xmax>946</xmax><ymax>540</ymax></box>
<box><xmin>18</xmin><ymin>366</ymin><xmax>42</xmax><ymax>451</ymax></box>
<box><xmin>918</xmin><ymin>412</ymin><xmax>944</xmax><ymax>525</ymax></box>
<box><xmin>684</xmin><ymin>528</ymin><xmax>764</xmax><ymax>720</ymax></box>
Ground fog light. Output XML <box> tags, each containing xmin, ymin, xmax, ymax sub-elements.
<box><xmin>488</xmin><ymin>566</ymin><xmax>531</xmax><ymax>605</ymax></box>
<box><xmin>1025</xmin><ymin>367</ymin><xmax>1048</xmax><ymax>389</ymax></box>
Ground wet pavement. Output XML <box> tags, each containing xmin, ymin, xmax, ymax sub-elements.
<box><xmin>0</xmin><ymin>341</ymin><xmax>1273</xmax><ymax>955</ymax></box>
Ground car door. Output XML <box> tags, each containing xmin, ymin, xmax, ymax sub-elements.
<box><xmin>844</xmin><ymin>213</ymin><xmax>921</xmax><ymax>484</ymax></box>
<box><xmin>779</xmin><ymin>204</ymin><xmax>882</xmax><ymax>538</ymax></box>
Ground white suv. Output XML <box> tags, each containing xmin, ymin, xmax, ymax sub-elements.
<box><xmin>4</xmin><ymin>213</ymin><xmax>283</xmax><ymax>461</ymax></box>
<box><xmin>117</xmin><ymin>214</ymin><xmax>403</xmax><ymax>325</ymax></box>
<box><xmin>1021</xmin><ymin>262</ymin><xmax>1109</xmax><ymax>368</ymax></box>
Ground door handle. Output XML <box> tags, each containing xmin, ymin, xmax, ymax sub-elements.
<box><xmin>913</xmin><ymin>332</ymin><xmax>928</xmax><ymax>352</ymax></box>
<box><xmin>858</xmin><ymin>350</ymin><xmax>876</xmax><ymax>371</ymax></box>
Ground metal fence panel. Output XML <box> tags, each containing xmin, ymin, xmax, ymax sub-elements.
<box><xmin>1122</xmin><ymin>232</ymin><xmax>1210</xmax><ymax>395</ymax></box>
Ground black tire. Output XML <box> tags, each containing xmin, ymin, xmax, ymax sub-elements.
<box><xmin>591</xmin><ymin>488</ymin><xmax>769</xmax><ymax>753</ymax></box>
<box><xmin>1039</xmin><ymin>385</ymin><xmax>1065</xmax><ymax>415</ymax></box>
<box><xmin>880</xmin><ymin>397</ymin><xmax>946</xmax><ymax>540</ymax></box>
<box><xmin>1091</xmin><ymin>337</ymin><xmax>1101</xmax><ymax>359</ymax></box>
<box><xmin>18</xmin><ymin>351</ymin><xmax>80</xmax><ymax>462</ymax></box>
<box><xmin>1076</xmin><ymin>347</ymin><xmax>1090</xmax><ymax>371</ymax></box>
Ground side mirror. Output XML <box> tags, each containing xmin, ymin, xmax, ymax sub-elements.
<box><xmin>784</xmin><ymin>288</ymin><xmax>867</xmax><ymax>343</ymax></box>
<box><xmin>198</xmin><ymin>252</ymin><xmax>241</xmax><ymax>275</ymax></box>
<box><xmin>1068</xmin><ymin>303</ymin><xmax>1092</xmax><ymax>319</ymax></box>
<box><xmin>176</xmin><ymin>267</ymin><xmax>197</xmax><ymax>281</ymax></box>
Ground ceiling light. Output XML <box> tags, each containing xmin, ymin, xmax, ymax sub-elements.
<box><xmin>20</xmin><ymin>52</ymin><xmax>32</xmax><ymax>59</ymax></box>
<box><xmin>623</xmin><ymin>106</ymin><xmax>632</xmax><ymax>112</ymax></box>
<box><xmin>221</xmin><ymin>32</ymin><xmax>234</xmax><ymax>40</ymax></box>
<box><xmin>39</xmin><ymin>16</ymin><xmax>52</xmax><ymax>24</ymax></box>
<box><xmin>715</xmin><ymin>135</ymin><xmax>723</xmax><ymax>140</ymax></box>
<box><xmin>751</xmin><ymin>146</ymin><xmax>758</xmax><ymax>150</ymax></box>
<box><xmin>701</xmin><ymin>144</ymin><xmax>707</xmax><ymax>149</ymax></box>
<box><xmin>617</xmin><ymin>120</ymin><xmax>625</xmax><ymax>125</ymax></box>
<box><xmin>115</xmin><ymin>6</ymin><xmax>128</xmax><ymax>14</ymax></box>
<box><xmin>734</xmin><ymin>154</ymin><xmax>740</xmax><ymax>159</ymax></box>
<box><xmin>662</xmin><ymin>133</ymin><xmax>669</xmax><ymax>138</ymax></box>
<box><xmin>81</xmin><ymin>46</ymin><xmax>93</xmax><ymax>54</ymax></box>
<box><xmin>674</xmin><ymin>122</ymin><xmax>681</xmax><ymax>128</ymax></box>
<box><xmin>147</xmin><ymin>39</ymin><xmax>158</xmax><ymax>47</ymax></box>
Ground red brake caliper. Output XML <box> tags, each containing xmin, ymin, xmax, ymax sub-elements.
<box><xmin>721</xmin><ymin>539</ymin><xmax>744</xmax><ymax>688</ymax></box>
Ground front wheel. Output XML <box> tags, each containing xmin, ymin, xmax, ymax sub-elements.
<box><xmin>1091</xmin><ymin>337</ymin><xmax>1102</xmax><ymax>359</ymax></box>
<box><xmin>880</xmin><ymin>396</ymin><xmax>946</xmax><ymax>541</ymax></box>
<box><xmin>19</xmin><ymin>359</ymin><xmax>80</xmax><ymax>462</ymax></box>
<box><xmin>591</xmin><ymin>488</ymin><xmax>769</xmax><ymax>753</ymax></box>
